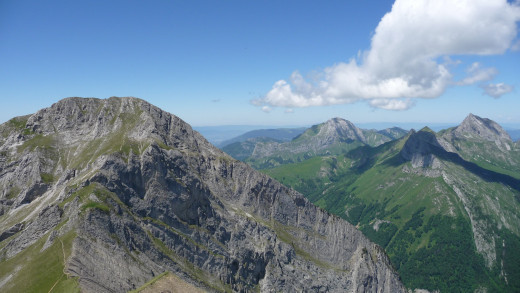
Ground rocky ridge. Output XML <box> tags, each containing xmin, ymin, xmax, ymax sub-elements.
<box><xmin>0</xmin><ymin>97</ymin><xmax>404</xmax><ymax>292</ymax></box>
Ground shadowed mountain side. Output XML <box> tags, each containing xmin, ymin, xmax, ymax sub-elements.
<box><xmin>397</xmin><ymin>130</ymin><xmax>520</xmax><ymax>192</ymax></box>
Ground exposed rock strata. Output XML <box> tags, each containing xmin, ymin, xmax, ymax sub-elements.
<box><xmin>0</xmin><ymin>97</ymin><xmax>405</xmax><ymax>292</ymax></box>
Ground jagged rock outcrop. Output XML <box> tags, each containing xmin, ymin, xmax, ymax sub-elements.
<box><xmin>0</xmin><ymin>97</ymin><xmax>405</xmax><ymax>292</ymax></box>
<box><xmin>400</xmin><ymin>128</ymin><xmax>443</xmax><ymax>169</ymax></box>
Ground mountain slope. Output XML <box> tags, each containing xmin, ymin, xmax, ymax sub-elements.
<box><xmin>0</xmin><ymin>97</ymin><xmax>404</xmax><ymax>292</ymax></box>
<box><xmin>260</xmin><ymin>116</ymin><xmax>520</xmax><ymax>292</ymax></box>
<box><xmin>224</xmin><ymin>118</ymin><xmax>406</xmax><ymax>169</ymax></box>
<box><xmin>439</xmin><ymin>113</ymin><xmax>520</xmax><ymax>179</ymax></box>
<box><xmin>219</xmin><ymin>127</ymin><xmax>306</xmax><ymax>148</ymax></box>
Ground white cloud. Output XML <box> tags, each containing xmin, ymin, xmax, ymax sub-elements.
<box><xmin>284</xmin><ymin>108</ymin><xmax>294</xmax><ymax>114</ymax></box>
<box><xmin>455</xmin><ymin>62</ymin><xmax>497</xmax><ymax>85</ymax></box>
<box><xmin>512</xmin><ymin>40</ymin><xmax>520</xmax><ymax>51</ymax></box>
<box><xmin>369</xmin><ymin>98</ymin><xmax>416</xmax><ymax>111</ymax></box>
<box><xmin>481</xmin><ymin>83</ymin><xmax>514</xmax><ymax>98</ymax></box>
<box><xmin>261</xmin><ymin>105</ymin><xmax>271</xmax><ymax>113</ymax></box>
<box><xmin>256</xmin><ymin>0</ymin><xmax>520</xmax><ymax>111</ymax></box>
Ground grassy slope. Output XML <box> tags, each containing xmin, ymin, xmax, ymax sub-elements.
<box><xmin>261</xmin><ymin>136</ymin><xmax>520</xmax><ymax>292</ymax></box>
<box><xmin>0</xmin><ymin>231</ymin><xmax>79</xmax><ymax>293</ymax></box>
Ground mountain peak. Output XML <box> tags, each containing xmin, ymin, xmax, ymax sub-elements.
<box><xmin>419</xmin><ymin>126</ymin><xmax>435</xmax><ymax>133</ymax></box>
<box><xmin>0</xmin><ymin>97</ymin><xmax>404</xmax><ymax>292</ymax></box>
<box><xmin>292</xmin><ymin>117</ymin><xmax>366</xmax><ymax>145</ymax></box>
<box><xmin>455</xmin><ymin>114</ymin><xmax>511</xmax><ymax>142</ymax></box>
<box><xmin>320</xmin><ymin>117</ymin><xmax>366</xmax><ymax>142</ymax></box>
<box><xmin>324</xmin><ymin>117</ymin><xmax>356</xmax><ymax>128</ymax></box>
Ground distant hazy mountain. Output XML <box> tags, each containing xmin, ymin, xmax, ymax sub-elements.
<box><xmin>222</xmin><ymin>117</ymin><xmax>407</xmax><ymax>169</ymax></box>
<box><xmin>219</xmin><ymin>127</ymin><xmax>306</xmax><ymax>148</ymax></box>
<box><xmin>249</xmin><ymin>114</ymin><xmax>520</xmax><ymax>292</ymax></box>
<box><xmin>193</xmin><ymin>125</ymin><xmax>270</xmax><ymax>146</ymax></box>
<box><xmin>221</xmin><ymin>137</ymin><xmax>282</xmax><ymax>161</ymax></box>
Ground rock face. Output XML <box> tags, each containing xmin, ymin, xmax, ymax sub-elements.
<box><xmin>454</xmin><ymin>113</ymin><xmax>512</xmax><ymax>142</ymax></box>
<box><xmin>444</xmin><ymin>113</ymin><xmax>519</xmax><ymax>171</ymax></box>
<box><xmin>311</xmin><ymin>118</ymin><xmax>367</xmax><ymax>145</ymax></box>
<box><xmin>0</xmin><ymin>97</ymin><xmax>404</xmax><ymax>292</ymax></box>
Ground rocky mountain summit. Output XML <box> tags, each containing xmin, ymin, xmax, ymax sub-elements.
<box><xmin>302</xmin><ymin>118</ymin><xmax>367</xmax><ymax>146</ymax></box>
<box><xmin>441</xmin><ymin>113</ymin><xmax>520</xmax><ymax>174</ymax></box>
<box><xmin>223</xmin><ymin>118</ymin><xmax>406</xmax><ymax>168</ymax></box>
<box><xmin>0</xmin><ymin>97</ymin><xmax>404</xmax><ymax>292</ymax></box>
<box><xmin>454</xmin><ymin>113</ymin><xmax>512</xmax><ymax>142</ymax></box>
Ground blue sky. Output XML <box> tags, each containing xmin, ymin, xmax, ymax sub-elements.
<box><xmin>1</xmin><ymin>0</ymin><xmax>519</xmax><ymax>127</ymax></box>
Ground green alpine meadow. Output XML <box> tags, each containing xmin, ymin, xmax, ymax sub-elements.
<box><xmin>224</xmin><ymin>115</ymin><xmax>520</xmax><ymax>292</ymax></box>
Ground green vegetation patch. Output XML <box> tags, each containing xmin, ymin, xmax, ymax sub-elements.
<box><xmin>395</xmin><ymin>215</ymin><xmax>494</xmax><ymax>292</ymax></box>
<box><xmin>0</xmin><ymin>231</ymin><xmax>79</xmax><ymax>293</ymax></box>
<box><xmin>129</xmin><ymin>272</ymin><xmax>169</xmax><ymax>293</ymax></box>
<box><xmin>5</xmin><ymin>186</ymin><xmax>21</xmax><ymax>199</ymax></box>
<box><xmin>18</xmin><ymin>134</ymin><xmax>55</xmax><ymax>153</ymax></box>
<box><xmin>81</xmin><ymin>200</ymin><xmax>110</xmax><ymax>213</ymax></box>
<box><xmin>60</xmin><ymin>183</ymin><xmax>116</xmax><ymax>211</ymax></box>
<box><xmin>40</xmin><ymin>173</ymin><xmax>55</xmax><ymax>184</ymax></box>
<box><xmin>498</xmin><ymin>230</ymin><xmax>520</xmax><ymax>291</ymax></box>
<box><xmin>7</xmin><ymin>116</ymin><xmax>29</xmax><ymax>130</ymax></box>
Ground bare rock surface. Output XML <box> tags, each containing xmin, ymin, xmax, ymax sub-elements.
<box><xmin>0</xmin><ymin>97</ymin><xmax>405</xmax><ymax>292</ymax></box>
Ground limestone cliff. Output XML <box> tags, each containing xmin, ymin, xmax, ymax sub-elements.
<box><xmin>0</xmin><ymin>97</ymin><xmax>404</xmax><ymax>292</ymax></box>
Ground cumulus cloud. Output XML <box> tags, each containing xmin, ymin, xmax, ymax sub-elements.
<box><xmin>481</xmin><ymin>83</ymin><xmax>514</xmax><ymax>98</ymax></box>
<box><xmin>455</xmin><ymin>63</ymin><xmax>497</xmax><ymax>85</ymax></box>
<box><xmin>255</xmin><ymin>0</ymin><xmax>520</xmax><ymax>111</ymax></box>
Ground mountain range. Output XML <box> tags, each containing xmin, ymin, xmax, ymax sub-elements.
<box><xmin>218</xmin><ymin>128</ymin><xmax>307</xmax><ymax>148</ymax></box>
<box><xmin>0</xmin><ymin>97</ymin><xmax>404</xmax><ymax>292</ymax></box>
<box><xmin>225</xmin><ymin>115</ymin><xmax>520</xmax><ymax>292</ymax></box>
<box><xmin>223</xmin><ymin>118</ymin><xmax>408</xmax><ymax>169</ymax></box>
